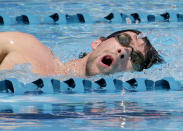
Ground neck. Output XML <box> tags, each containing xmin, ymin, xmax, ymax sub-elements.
<box><xmin>61</xmin><ymin>54</ymin><xmax>89</xmax><ymax>77</ymax></box>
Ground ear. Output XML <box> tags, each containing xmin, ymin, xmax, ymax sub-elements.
<box><xmin>91</xmin><ymin>38</ymin><xmax>102</xmax><ymax>50</ymax></box>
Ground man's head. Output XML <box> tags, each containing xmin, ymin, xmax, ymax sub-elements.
<box><xmin>85</xmin><ymin>29</ymin><xmax>164</xmax><ymax>76</ymax></box>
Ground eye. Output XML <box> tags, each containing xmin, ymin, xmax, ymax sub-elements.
<box><xmin>118</xmin><ymin>34</ymin><xmax>131</xmax><ymax>46</ymax></box>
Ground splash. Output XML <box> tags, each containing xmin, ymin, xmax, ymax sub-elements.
<box><xmin>137</xmin><ymin>31</ymin><xmax>153</xmax><ymax>39</ymax></box>
<box><xmin>0</xmin><ymin>63</ymin><xmax>41</xmax><ymax>84</ymax></box>
<box><xmin>137</xmin><ymin>32</ymin><xmax>146</xmax><ymax>39</ymax></box>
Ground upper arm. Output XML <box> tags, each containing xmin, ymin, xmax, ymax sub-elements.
<box><xmin>0</xmin><ymin>52</ymin><xmax>27</xmax><ymax>70</ymax></box>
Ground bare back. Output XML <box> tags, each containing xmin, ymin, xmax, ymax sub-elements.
<box><xmin>0</xmin><ymin>32</ymin><xmax>62</xmax><ymax>75</ymax></box>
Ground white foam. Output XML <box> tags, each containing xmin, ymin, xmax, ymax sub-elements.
<box><xmin>0</xmin><ymin>63</ymin><xmax>41</xmax><ymax>84</ymax></box>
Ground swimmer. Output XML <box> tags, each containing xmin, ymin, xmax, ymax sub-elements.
<box><xmin>0</xmin><ymin>29</ymin><xmax>163</xmax><ymax>76</ymax></box>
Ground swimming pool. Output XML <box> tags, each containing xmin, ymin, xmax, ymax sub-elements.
<box><xmin>1</xmin><ymin>0</ymin><xmax>183</xmax><ymax>130</ymax></box>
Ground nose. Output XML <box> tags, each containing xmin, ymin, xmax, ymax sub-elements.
<box><xmin>116</xmin><ymin>49</ymin><xmax>125</xmax><ymax>59</ymax></box>
<box><xmin>116</xmin><ymin>46</ymin><xmax>132</xmax><ymax>58</ymax></box>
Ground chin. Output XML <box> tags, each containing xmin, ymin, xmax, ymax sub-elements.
<box><xmin>85</xmin><ymin>64</ymin><xmax>115</xmax><ymax>76</ymax></box>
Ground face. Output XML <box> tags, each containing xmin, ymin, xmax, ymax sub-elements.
<box><xmin>85</xmin><ymin>31</ymin><xmax>146</xmax><ymax>76</ymax></box>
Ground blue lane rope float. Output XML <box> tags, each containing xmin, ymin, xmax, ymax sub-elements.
<box><xmin>0</xmin><ymin>12</ymin><xmax>183</xmax><ymax>25</ymax></box>
<box><xmin>0</xmin><ymin>77</ymin><xmax>182</xmax><ymax>94</ymax></box>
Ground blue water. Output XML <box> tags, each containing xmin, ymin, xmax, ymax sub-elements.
<box><xmin>1</xmin><ymin>0</ymin><xmax>183</xmax><ymax>130</ymax></box>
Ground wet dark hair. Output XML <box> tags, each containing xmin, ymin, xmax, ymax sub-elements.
<box><xmin>104</xmin><ymin>29</ymin><xmax>164</xmax><ymax>70</ymax></box>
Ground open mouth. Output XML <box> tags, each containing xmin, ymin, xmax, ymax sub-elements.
<box><xmin>99</xmin><ymin>55</ymin><xmax>114</xmax><ymax>67</ymax></box>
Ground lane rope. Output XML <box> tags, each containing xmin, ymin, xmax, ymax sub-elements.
<box><xmin>0</xmin><ymin>12</ymin><xmax>183</xmax><ymax>25</ymax></box>
<box><xmin>0</xmin><ymin>77</ymin><xmax>182</xmax><ymax>94</ymax></box>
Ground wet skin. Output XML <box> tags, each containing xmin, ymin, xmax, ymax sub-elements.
<box><xmin>85</xmin><ymin>31</ymin><xmax>146</xmax><ymax>76</ymax></box>
<box><xmin>0</xmin><ymin>31</ymin><xmax>145</xmax><ymax>76</ymax></box>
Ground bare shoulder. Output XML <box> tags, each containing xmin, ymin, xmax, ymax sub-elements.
<box><xmin>0</xmin><ymin>31</ymin><xmax>43</xmax><ymax>46</ymax></box>
<box><xmin>0</xmin><ymin>32</ymin><xmax>36</xmax><ymax>39</ymax></box>
<box><xmin>0</xmin><ymin>31</ymin><xmax>47</xmax><ymax>55</ymax></box>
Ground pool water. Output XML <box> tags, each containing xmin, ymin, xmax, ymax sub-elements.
<box><xmin>1</xmin><ymin>0</ymin><xmax>183</xmax><ymax>130</ymax></box>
